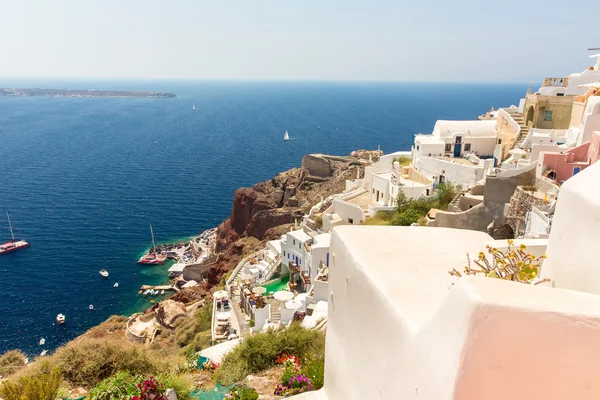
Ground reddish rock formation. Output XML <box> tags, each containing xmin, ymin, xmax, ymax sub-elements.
<box><xmin>210</xmin><ymin>151</ymin><xmax>373</xmax><ymax>289</ymax></box>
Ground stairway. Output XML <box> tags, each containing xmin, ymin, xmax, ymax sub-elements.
<box><xmin>511</xmin><ymin>113</ymin><xmax>530</xmax><ymax>149</ymax></box>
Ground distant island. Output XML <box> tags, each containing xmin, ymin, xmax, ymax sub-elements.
<box><xmin>0</xmin><ymin>88</ymin><xmax>176</xmax><ymax>98</ymax></box>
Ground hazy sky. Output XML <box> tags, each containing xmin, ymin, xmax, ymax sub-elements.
<box><xmin>1</xmin><ymin>0</ymin><xmax>598</xmax><ymax>82</ymax></box>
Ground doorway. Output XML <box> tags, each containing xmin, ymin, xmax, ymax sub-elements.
<box><xmin>454</xmin><ymin>136</ymin><xmax>462</xmax><ymax>157</ymax></box>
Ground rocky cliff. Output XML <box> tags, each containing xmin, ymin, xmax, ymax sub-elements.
<box><xmin>206</xmin><ymin>151</ymin><xmax>380</xmax><ymax>286</ymax></box>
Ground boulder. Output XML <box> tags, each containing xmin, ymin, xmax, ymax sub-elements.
<box><xmin>155</xmin><ymin>300</ymin><xmax>187</xmax><ymax>329</ymax></box>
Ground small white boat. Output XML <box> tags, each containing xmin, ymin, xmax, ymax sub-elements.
<box><xmin>283</xmin><ymin>130</ymin><xmax>290</xmax><ymax>141</ymax></box>
<box><xmin>153</xmin><ymin>290</ymin><xmax>159</xmax><ymax>296</ymax></box>
<box><xmin>56</xmin><ymin>314</ymin><xmax>66</xmax><ymax>325</ymax></box>
<box><xmin>160</xmin><ymin>290</ymin><xmax>165</xmax><ymax>295</ymax></box>
<box><xmin>89</xmin><ymin>304</ymin><xmax>94</xmax><ymax>310</ymax></box>
<box><xmin>40</xmin><ymin>350</ymin><xmax>48</xmax><ymax>357</ymax></box>
<box><xmin>113</xmin><ymin>282</ymin><xmax>119</xmax><ymax>288</ymax></box>
<box><xmin>39</xmin><ymin>338</ymin><xmax>45</xmax><ymax>346</ymax></box>
<box><xmin>143</xmin><ymin>289</ymin><xmax>150</xmax><ymax>296</ymax></box>
<box><xmin>99</xmin><ymin>269</ymin><xmax>109</xmax><ymax>278</ymax></box>
<box><xmin>192</xmin><ymin>105</ymin><xmax>196</xmax><ymax>110</ymax></box>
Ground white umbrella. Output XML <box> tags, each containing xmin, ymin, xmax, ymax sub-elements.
<box><xmin>213</xmin><ymin>290</ymin><xmax>228</xmax><ymax>300</ymax></box>
<box><xmin>273</xmin><ymin>291</ymin><xmax>294</xmax><ymax>301</ymax></box>
<box><xmin>294</xmin><ymin>293</ymin><xmax>308</xmax><ymax>303</ymax></box>
<box><xmin>285</xmin><ymin>300</ymin><xmax>302</xmax><ymax>310</ymax></box>
<box><xmin>217</xmin><ymin>312</ymin><xmax>231</xmax><ymax>321</ymax></box>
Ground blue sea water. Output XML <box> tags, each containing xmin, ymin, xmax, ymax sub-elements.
<box><xmin>0</xmin><ymin>80</ymin><xmax>528</xmax><ymax>354</ymax></box>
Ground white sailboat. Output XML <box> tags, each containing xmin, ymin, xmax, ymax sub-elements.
<box><xmin>283</xmin><ymin>130</ymin><xmax>290</xmax><ymax>141</ymax></box>
<box><xmin>192</xmin><ymin>105</ymin><xmax>196</xmax><ymax>111</ymax></box>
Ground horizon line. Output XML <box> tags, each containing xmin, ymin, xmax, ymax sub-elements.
<box><xmin>0</xmin><ymin>76</ymin><xmax>537</xmax><ymax>85</ymax></box>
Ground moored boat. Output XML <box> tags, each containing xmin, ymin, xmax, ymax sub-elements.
<box><xmin>137</xmin><ymin>224</ymin><xmax>167</xmax><ymax>265</ymax></box>
<box><xmin>56</xmin><ymin>314</ymin><xmax>66</xmax><ymax>325</ymax></box>
<box><xmin>0</xmin><ymin>212</ymin><xmax>30</xmax><ymax>255</ymax></box>
<box><xmin>99</xmin><ymin>269</ymin><xmax>109</xmax><ymax>278</ymax></box>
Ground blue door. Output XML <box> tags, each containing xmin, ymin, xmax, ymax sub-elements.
<box><xmin>295</xmin><ymin>256</ymin><xmax>298</xmax><ymax>265</ymax></box>
<box><xmin>454</xmin><ymin>136</ymin><xmax>462</xmax><ymax>157</ymax></box>
<box><xmin>573</xmin><ymin>167</ymin><xmax>581</xmax><ymax>176</ymax></box>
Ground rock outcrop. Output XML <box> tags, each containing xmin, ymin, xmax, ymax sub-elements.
<box><xmin>155</xmin><ymin>300</ymin><xmax>188</xmax><ymax>329</ymax></box>
<box><xmin>208</xmin><ymin>151</ymin><xmax>373</xmax><ymax>287</ymax></box>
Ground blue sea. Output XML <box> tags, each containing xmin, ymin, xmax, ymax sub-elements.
<box><xmin>0</xmin><ymin>80</ymin><xmax>528</xmax><ymax>354</ymax></box>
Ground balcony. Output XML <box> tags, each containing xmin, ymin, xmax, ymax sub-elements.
<box><xmin>542</xmin><ymin>77</ymin><xmax>568</xmax><ymax>87</ymax></box>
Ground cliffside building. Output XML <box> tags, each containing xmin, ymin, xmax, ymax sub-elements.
<box><xmin>296</xmin><ymin>161</ymin><xmax>600</xmax><ymax>400</ymax></box>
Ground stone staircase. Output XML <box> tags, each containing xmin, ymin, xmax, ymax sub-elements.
<box><xmin>512</xmin><ymin>113</ymin><xmax>530</xmax><ymax>149</ymax></box>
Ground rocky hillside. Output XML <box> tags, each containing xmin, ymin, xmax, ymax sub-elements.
<box><xmin>206</xmin><ymin>151</ymin><xmax>381</xmax><ymax>286</ymax></box>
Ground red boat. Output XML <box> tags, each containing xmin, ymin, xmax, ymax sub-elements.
<box><xmin>137</xmin><ymin>224</ymin><xmax>166</xmax><ymax>265</ymax></box>
<box><xmin>0</xmin><ymin>212</ymin><xmax>29</xmax><ymax>255</ymax></box>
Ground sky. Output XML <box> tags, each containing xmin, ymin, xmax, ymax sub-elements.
<box><xmin>0</xmin><ymin>0</ymin><xmax>598</xmax><ymax>82</ymax></box>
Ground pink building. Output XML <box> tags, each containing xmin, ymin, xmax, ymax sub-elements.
<box><xmin>540</xmin><ymin>132</ymin><xmax>600</xmax><ymax>183</ymax></box>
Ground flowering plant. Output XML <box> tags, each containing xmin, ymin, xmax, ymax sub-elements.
<box><xmin>276</xmin><ymin>353</ymin><xmax>300</xmax><ymax>368</ymax></box>
<box><xmin>274</xmin><ymin>373</ymin><xmax>313</xmax><ymax>396</ymax></box>
<box><xmin>131</xmin><ymin>376</ymin><xmax>167</xmax><ymax>400</ymax></box>
<box><xmin>449</xmin><ymin>240</ymin><xmax>549</xmax><ymax>285</ymax></box>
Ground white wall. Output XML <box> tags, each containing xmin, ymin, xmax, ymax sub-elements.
<box><xmin>309</xmin><ymin>246</ymin><xmax>329</xmax><ymax>281</ymax></box>
<box><xmin>297</xmin><ymin>225</ymin><xmax>600</xmax><ymax>400</ymax></box>
<box><xmin>313</xmin><ymin>279</ymin><xmax>328</xmax><ymax>303</ymax></box>
<box><xmin>542</xmin><ymin>161</ymin><xmax>600</xmax><ymax>294</ymax></box>
<box><xmin>566</xmin><ymin>70</ymin><xmax>600</xmax><ymax>96</ymax></box>
<box><xmin>253</xmin><ymin>304</ymin><xmax>270</xmax><ymax>331</ymax></box>
<box><xmin>415</xmin><ymin>156</ymin><xmax>486</xmax><ymax>188</ymax></box>
<box><xmin>332</xmin><ymin>199</ymin><xmax>365</xmax><ymax>225</ymax></box>
<box><xmin>371</xmin><ymin>173</ymin><xmax>390</xmax><ymax>204</ymax></box>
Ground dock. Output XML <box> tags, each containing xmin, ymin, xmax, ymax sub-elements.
<box><xmin>140</xmin><ymin>285</ymin><xmax>179</xmax><ymax>292</ymax></box>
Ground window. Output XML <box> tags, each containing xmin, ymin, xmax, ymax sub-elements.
<box><xmin>293</xmin><ymin>239</ymin><xmax>295</xmax><ymax>245</ymax></box>
<box><xmin>498</xmin><ymin>139</ymin><xmax>502</xmax><ymax>145</ymax></box>
<box><xmin>445</xmin><ymin>143</ymin><xmax>452</xmax><ymax>152</ymax></box>
<box><xmin>416</xmin><ymin>145</ymin><xmax>420</xmax><ymax>150</ymax></box>
<box><xmin>348</xmin><ymin>218</ymin><xmax>354</xmax><ymax>224</ymax></box>
<box><xmin>299</xmin><ymin>243</ymin><xmax>301</xmax><ymax>249</ymax></box>
<box><xmin>283</xmin><ymin>251</ymin><xmax>286</xmax><ymax>257</ymax></box>
<box><xmin>557</xmin><ymin>93</ymin><xmax>565</xmax><ymax>97</ymax></box>
<box><xmin>573</xmin><ymin>166</ymin><xmax>581</xmax><ymax>176</ymax></box>
<box><xmin>372</xmin><ymin>188</ymin><xmax>375</xmax><ymax>193</ymax></box>
<box><xmin>544</xmin><ymin>111</ymin><xmax>553</xmax><ymax>121</ymax></box>
<box><xmin>464</xmin><ymin>143</ymin><xmax>471</xmax><ymax>152</ymax></box>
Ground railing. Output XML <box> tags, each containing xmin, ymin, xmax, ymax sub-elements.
<box><xmin>258</xmin><ymin>257</ymin><xmax>281</xmax><ymax>285</ymax></box>
<box><xmin>226</xmin><ymin>252</ymin><xmax>258</xmax><ymax>297</ymax></box>
<box><xmin>543</xmin><ymin>77</ymin><xmax>568</xmax><ymax>87</ymax></box>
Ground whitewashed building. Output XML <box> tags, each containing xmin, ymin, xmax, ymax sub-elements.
<box><xmin>280</xmin><ymin>227</ymin><xmax>331</xmax><ymax>284</ymax></box>
<box><xmin>412</xmin><ymin>120</ymin><xmax>497</xmax><ymax>188</ymax></box>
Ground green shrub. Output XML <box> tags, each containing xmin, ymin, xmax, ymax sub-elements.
<box><xmin>226</xmin><ymin>385</ymin><xmax>259</xmax><ymax>400</ymax></box>
<box><xmin>280</xmin><ymin>363</ymin><xmax>298</xmax><ymax>386</ymax></box>
<box><xmin>393</xmin><ymin>155</ymin><xmax>412</xmax><ymax>166</ymax></box>
<box><xmin>363</xmin><ymin>210</ymin><xmax>394</xmax><ymax>226</ymax></box>
<box><xmin>301</xmin><ymin>356</ymin><xmax>325</xmax><ymax>390</ymax></box>
<box><xmin>175</xmin><ymin>302</ymin><xmax>213</xmax><ymax>349</ymax></box>
<box><xmin>156</xmin><ymin>373</ymin><xmax>194</xmax><ymax>400</ymax></box>
<box><xmin>215</xmin><ymin>324</ymin><xmax>325</xmax><ymax>385</ymax></box>
<box><xmin>51</xmin><ymin>338</ymin><xmax>163</xmax><ymax>387</ymax></box>
<box><xmin>417</xmin><ymin>216</ymin><xmax>428</xmax><ymax>226</ymax></box>
<box><xmin>0</xmin><ymin>350</ymin><xmax>27</xmax><ymax>377</ymax></box>
<box><xmin>0</xmin><ymin>364</ymin><xmax>61</xmax><ymax>400</ymax></box>
<box><xmin>313</xmin><ymin>215</ymin><xmax>323</xmax><ymax>229</ymax></box>
<box><xmin>391</xmin><ymin>209</ymin><xmax>423</xmax><ymax>226</ymax></box>
<box><xmin>87</xmin><ymin>371</ymin><xmax>142</xmax><ymax>400</ymax></box>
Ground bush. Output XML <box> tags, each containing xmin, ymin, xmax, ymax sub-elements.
<box><xmin>88</xmin><ymin>371</ymin><xmax>142</xmax><ymax>400</ymax></box>
<box><xmin>391</xmin><ymin>209</ymin><xmax>423</xmax><ymax>226</ymax></box>
<box><xmin>393</xmin><ymin>156</ymin><xmax>412</xmax><ymax>166</ymax></box>
<box><xmin>301</xmin><ymin>356</ymin><xmax>324</xmax><ymax>390</ymax></box>
<box><xmin>156</xmin><ymin>373</ymin><xmax>194</xmax><ymax>400</ymax></box>
<box><xmin>51</xmin><ymin>338</ymin><xmax>166</xmax><ymax>387</ymax></box>
<box><xmin>0</xmin><ymin>364</ymin><xmax>61</xmax><ymax>400</ymax></box>
<box><xmin>175</xmin><ymin>302</ymin><xmax>213</xmax><ymax>349</ymax></box>
<box><xmin>313</xmin><ymin>215</ymin><xmax>323</xmax><ymax>229</ymax></box>
<box><xmin>363</xmin><ymin>210</ymin><xmax>394</xmax><ymax>226</ymax></box>
<box><xmin>225</xmin><ymin>385</ymin><xmax>259</xmax><ymax>400</ymax></box>
<box><xmin>215</xmin><ymin>324</ymin><xmax>325</xmax><ymax>385</ymax></box>
<box><xmin>0</xmin><ymin>350</ymin><xmax>27</xmax><ymax>377</ymax></box>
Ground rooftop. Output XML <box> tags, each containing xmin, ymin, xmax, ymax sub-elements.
<box><xmin>333</xmin><ymin>225</ymin><xmax>492</xmax><ymax>328</ymax></box>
